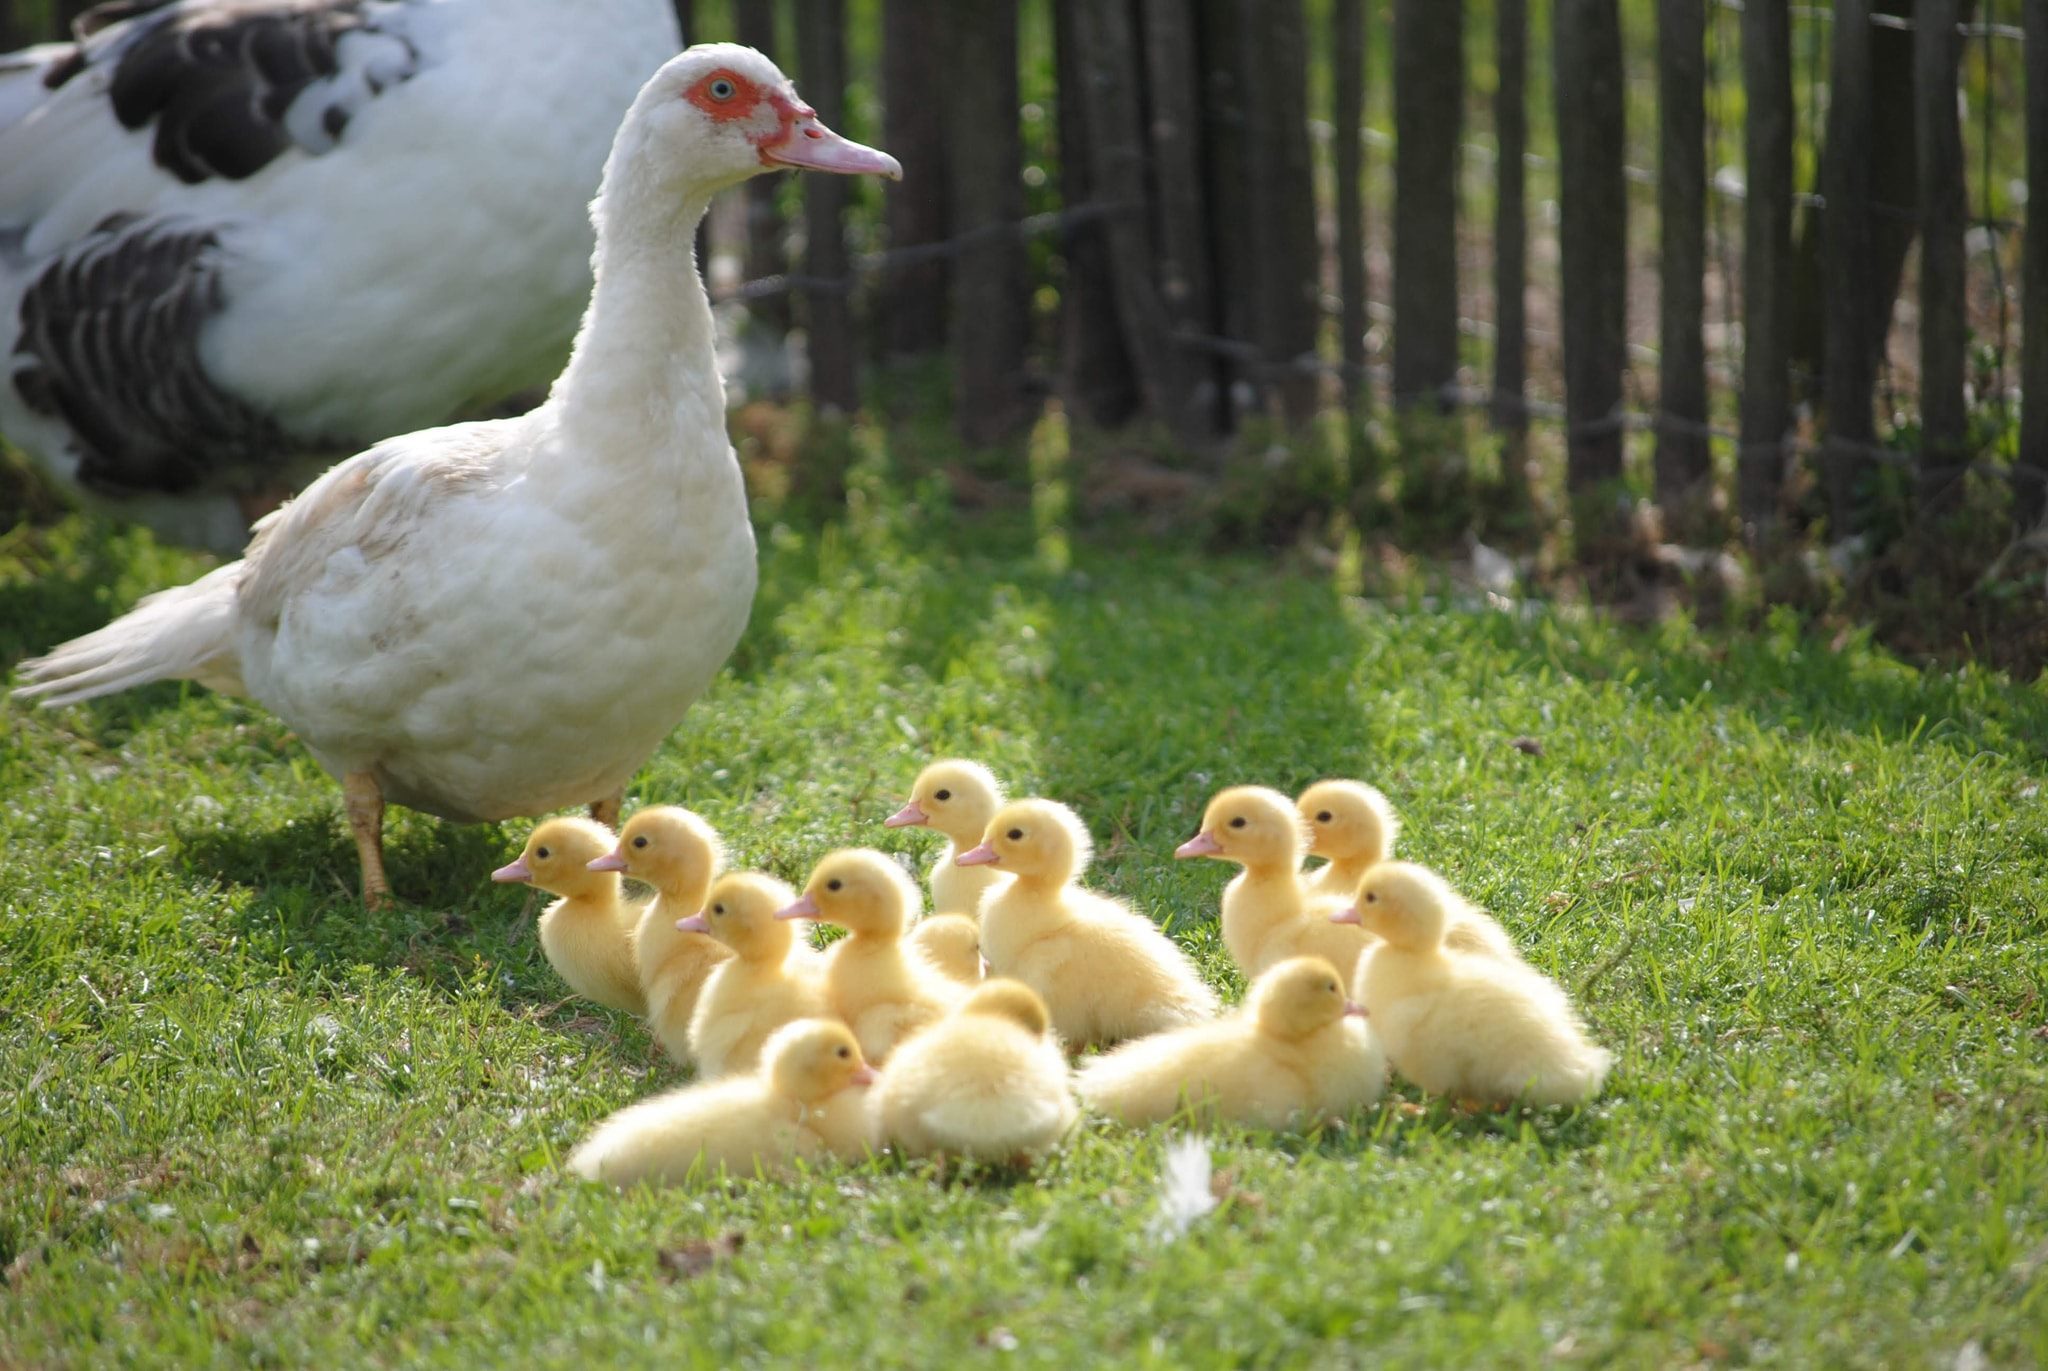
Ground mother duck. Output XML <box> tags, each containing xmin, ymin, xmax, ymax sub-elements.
<box><xmin>0</xmin><ymin>0</ymin><xmax>680</xmax><ymax>552</ymax></box>
<box><xmin>14</xmin><ymin>43</ymin><xmax>901</xmax><ymax>906</ymax></box>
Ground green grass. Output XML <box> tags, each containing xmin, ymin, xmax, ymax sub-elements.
<box><xmin>3</xmin><ymin>490</ymin><xmax>2046</xmax><ymax>1368</ymax></box>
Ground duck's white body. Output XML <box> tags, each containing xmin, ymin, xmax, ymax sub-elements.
<box><xmin>0</xmin><ymin>0</ymin><xmax>679</xmax><ymax>551</ymax></box>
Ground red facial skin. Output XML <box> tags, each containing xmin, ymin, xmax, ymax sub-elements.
<box><xmin>684</xmin><ymin>69</ymin><xmax>808</xmax><ymax>166</ymax></box>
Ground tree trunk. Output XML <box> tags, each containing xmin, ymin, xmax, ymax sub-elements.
<box><xmin>2023</xmin><ymin>0</ymin><xmax>2048</xmax><ymax>529</ymax></box>
<box><xmin>882</xmin><ymin>0</ymin><xmax>952</xmax><ymax>358</ymax></box>
<box><xmin>1334</xmin><ymin>0</ymin><xmax>1368</xmax><ymax>420</ymax></box>
<box><xmin>1554</xmin><ymin>0</ymin><xmax>1628</xmax><ymax>556</ymax></box>
<box><xmin>1196</xmin><ymin>0</ymin><xmax>1255</xmax><ymax>421</ymax></box>
<box><xmin>946</xmin><ymin>0</ymin><xmax>1031</xmax><ymax>445</ymax></box>
<box><xmin>1139</xmin><ymin>0</ymin><xmax>1220</xmax><ymax>423</ymax></box>
<box><xmin>1392</xmin><ymin>0</ymin><xmax>1462</xmax><ymax>408</ymax></box>
<box><xmin>797</xmin><ymin>0</ymin><xmax>856</xmax><ymax>414</ymax></box>
<box><xmin>1239</xmin><ymin>0</ymin><xmax>1321</xmax><ymax>427</ymax></box>
<box><xmin>1738</xmin><ymin>0</ymin><xmax>1792</xmax><ymax>541</ymax></box>
<box><xmin>1054</xmin><ymin>0</ymin><xmax>1140</xmax><ymax>427</ymax></box>
<box><xmin>1916</xmin><ymin>0</ymin><xmax>1969</xmax><ymax>509</ymax></box>
<box><xmin>1656</xmin><ymin>0</ymin><xmax>1711</xmax><ymax>533</ymax></box>
<box><xmin>1822</xmin><ymin>0</ymin><xmax>1876</xmax><ymax>534</ymax></box>
<box><xmin>736</xmin><ymin>0</ymin><xmax>789</xmax><ymax>335</ymax></box>
<box><xmin>1493</xmin><ymin>0</ymin><xmax>1528</xmax><ymax>499</ymax></box>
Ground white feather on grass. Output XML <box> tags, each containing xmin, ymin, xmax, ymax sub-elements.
<box><xmin>1145</xmin><ymin>1135</ymin><xmax>1218</xmax><ymax>1244</ymax></box>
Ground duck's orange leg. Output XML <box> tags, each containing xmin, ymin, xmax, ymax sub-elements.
<box><xmin>590</xmin><ymin>789</ymin><xmax>624</xmax><ymax>830</ymax></box>
<box><xmin>343</xmin><ymin>771</ymin><xmax>393</xmax><ymax>909</ymax></box>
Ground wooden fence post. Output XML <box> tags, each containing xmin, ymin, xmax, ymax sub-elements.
<box><xmin>736</xmin><ymin>0</ymin><xmax>790</xmax><ymax>337</ymax></box>
<box><xmin>1334</xmin><ymin>0</ymin><xmax>1369</xmax><ymax>424</ymax></box>
<box><xmin>1392</xmin><ymin>0</ymin><xmax>1462</xmax><ymax>410</ymax></box>
<box><xmin>1055</xmin><ymin>0</ymin><xmax>1140</xmax><ymax>427</ymax></box>
<box><xmin>1657</xmin><ymin>0</ymin><xmax>1712</xmax><ymax>534</ymax></box>
<box><xmin>1554</xmin><ymin>0</ymin><xmax>1628</xmax><ymax>558</ymax></box>
<box><xmin>882</xmin><ymin>0</ymin><xmax>952</xmax><ymax>359</ymax></box>
<box><xmin>946</xmin><ymin>0</ymin><xmax>1031</xmax><ymax>444</ymax></box>
<box><xmin>1494</xmin><ymin>0</ymin><xmax>1529</xmax><ymax>502</ymax></box>
<box><xmin>1916</xmin><ymin>0</ymin><xmax>1969</xmax><ymax>510</ymax></box>
<box><xmin>797</xmin><ymin>0</ymin><xmax>856</xmax><ymax>414</ymax></box>
<box><xmin>1241</xmin><ymin>0</ymin><xmax>1322</xmax><ymax>428</ymax></box>
<box><xmin>1139</xmin><ymin>0</ymin><xmax>1219</xmax><ymax>425</ymax></box>
<box><xmin>2024</xmin><ymin>0</ymin><xmax>2048</xmax><ymax>529</ymax></box>
<box><xmin>1738</xmin><ymin>0</ymin><xmax>1792</xmax><ymax>543</ymax></box>
<box><xmin>1822</xmin><ymin>0</ymin><xmax>1876</xmax><ymax>534</ymax></box>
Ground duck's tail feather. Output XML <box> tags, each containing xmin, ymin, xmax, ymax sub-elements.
<box><xmin>12</xmin><ymin>561</ymin><xmax>246</xmax><ymax>705</ymax></box>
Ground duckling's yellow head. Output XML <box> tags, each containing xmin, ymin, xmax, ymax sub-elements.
<box><xmin>1340</xmin><ymin>861</ymin><xmax>1453</xmax><ymax>951</ymax></box>
<box><xmin>960</xmin><ymin>978</ymin><xmax>1052</xmax><ymax>1037</ymax></box>
<box><xmin>682</xmin><ymin>871</ymin><xmax>798</xmax><ymax>961</ymax></box>
<box><xmin>886</xmin><ymin>758</ymin><xmax>1005</xmax><ymax>844</ymax></box>
<box><xmin>959</xmin><ymin>798</ymin><xmax>1091</xmax><ymax>883</ymax></box>
<box><xmin>1250</xmin><ymin>956</ymin><xmax>1361</xmax><ymax>1040</ymax></box>
<box><xmin>592</xmin><ymin>805</ymin><xmax>724</xmax><ymax>898</ymax></box>
<box><xmin>763</xmin><ymin>1018</ymin><xmax>877</xmax><ymax>1102</ymax></box>
<box><xmin>1298</xmin><ymin>780</ymin><xmax>1400</xmax><ymax>866</ymax></box>
<box><xmin>784</xmin><ymin>849</ymin><xmax>918</xmax><ymax>936</ymax></box>
<box><xmin>493</xmin><ymin>816</ymin><xmax>616</xmax><ymax>897</ymax></box>
<box><xmin>1176</xmin><ymin>785</ymin><xmax>1308</xmax><ymax>869</ymax></box>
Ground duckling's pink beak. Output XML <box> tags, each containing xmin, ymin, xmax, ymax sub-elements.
<box><xmin>588</xmin><ymin>848</ymin><xmax>629</xmax><ymax>873</ymax></box>
<box><xmin>1175</xmin><ymin>831</ymin><xmax>1223</xmax><ymax>859</ymax></box>
<box><xmin>491</xmin><ymin>857</ymin><xmax>533</xmax><ymax>884</ymax></box>
<box><xmin>776</xmin><ymin>894</ymin><xmax>822</xmax><ymax>921</ymax></box>
<box><xmin>1331</xmin><ymin>906</ymin><xmax>1362</xmax><ymax>925</ymax></box>
<box><xmin>849</xmin><ymin>1064</ymin><xmax>879</xmax><ymax>1086</ymax></box>
<box><xmin>955</xmin><ymin>843</ymin><xmax>999</xmax><ymax>866</ymax></box>
<box><xmin>1344</xmin><ymin>1000</ymin><xmax>1368</xmax><ymax>1018</ymax></box>
<box><xmin>675</xmin><ymin>913</ymin><xmax>710</xmax><ymax>933</ymax></box>
<box><xmin>884</xmin><ymin>801</ymin><xmax>928</xmax><ymax>829</ymax></box>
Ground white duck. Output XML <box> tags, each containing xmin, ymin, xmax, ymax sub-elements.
<box><xmin>12</xmin><ymin>44</ymin><xmax>902</xmax><ymax>905</ymax></box>
<box><xmin>0</xmin><ymin>0</ymin><xmax>680</xmax><ymax>552</ymax></box>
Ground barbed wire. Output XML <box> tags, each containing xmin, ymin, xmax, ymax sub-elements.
<box><xmin>1708</xmin><ymin>0</ymin><xmax>2024</xmax><ymax>40</ymax></box>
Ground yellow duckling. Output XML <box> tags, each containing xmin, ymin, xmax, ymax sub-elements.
<box><xmin>1074</xmin><ymin>956</ymin><xmax>1385</xmax><ymax>1129</ymax></box>
<box><xmin>492</xmin><ymin>816</ymin><xmax>645</xmax><ymax>1014</ymax></box>
<box><xmin>590</xmin><ymin>806</ymin><xmax>733</xmax><ymax>1067</ymax></box>
<box><xmin>1349</xmin><ymin>862</ymin><xmax>1612</xmax><ymax>1107</ymax></box>
<box><xmin>1297</xmin><ymin>779</ymin><xmax>1400</xmax><ymax>900</ymax></box>
<box><xmin>567</xmin><ymin>1018</ymin><xmax>878</xmax><ymax>1188</ymax></box>
<box><xmin>780</xmin><ymin>849</ymin><xmax>962</xmax><ymax>1065</ymax></box>
<box><xmin>1175</xmin><ymin>785</ymin><xmax>1370</xmax><ymax>982</ymax></box>
<box><xmin>682</xmin><ymin>872</ymin><xmax>831</xmax><ymax>1079</ymax></box>
<box><xmin>1330</xmin><ymin>867</ymin><xmax>1521</xmax><ymax>960</ymax></box>
<box><xmin>885</xmin><ymin>758</ymin><xmax>1009</xmax><ymax>918</ymax></box>
<box><xmin>963</xmin><ymin>798</ymin><xmax>1219</xmax><ymax>1048</ymax></box>
<box><xmin>871</xmin><ymin>979</ymin><xmax>1076</xmax><ymax>1163</ymax></box>
<box><xmin>908</xmin><ymin>913</ymin><xmax>984</xmax><ymax>986</ymax></box>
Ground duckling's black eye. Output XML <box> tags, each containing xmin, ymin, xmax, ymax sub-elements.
<box><xmin>935</xmin><ymin>789</ymin><xmax>952</xmax><ymax>802</ymax></box>
<box><xmin>632</xmin><ymin>835</ymin><xmax>649</xmax><ymax>849</ymax></box>
<box><xmin>1007</xmin><ymin>828</ymin><xmax>1024</xmax><ymax>841</ymax></box>
<box><xmin>1228</xmin><ymin>817</ymin><xmax>1247</xmax><ymax>829</ymax></box>
<box><xmin>836</xmin><ymin>1046</ymin><xmax>851</xmax><ymax>1059</ymax></box>
<box><xmin>1365</xmin><ymin>892</ymin><xmax>1378</xmax><ymax>903</ymax></box>
<box><xmin>1316</xmin><ymin>811</ymin><xmax>1333</xmax><ymax>823</ymax></box>
<box><xmin>535</xmin><ymin>846</ymin><xmax>550</xmax><ymax>860</ymax></box>
<box><xmin>712</xmin><ymin>903</ymin><xmax>726</xmax><ymax>916</ymax></box>
<box><xmin>709</xmin><ymin>77</ymin><xmax>736</xmax><ymax>101</ymax></box>
<box><xmin>827</xmin><ymin>878</ymin><xmax>843</xmax><ymax>892</ymax></box>
<box><xmin>1327</xmin><ymin>981</ymin><xmax>1339</xmax><ymax>993</ymax></box>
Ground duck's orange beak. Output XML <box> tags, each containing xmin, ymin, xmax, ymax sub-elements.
<box><xmin>1174</xmin><ymin>831</ymin><xmax>1222</xmax><ymax>859</ymax></box>
<box><xmin>884</xmin><ymin>801</ymin><xmax>928</xmax><ymax>829</ymax></box>
<box><xmin>954</xmin><ymin>843</ymin><xmax>999</xmax><ymax>866</ymax></box>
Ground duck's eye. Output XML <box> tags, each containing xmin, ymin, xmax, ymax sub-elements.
<box><xmin>935</xmin><ymin>789</ymin><xmax>951</xmax><ymax>802</ymax></box>
<box><xmin>709</xmin><ymin>77</ymin><xmax>736</xmax><ymax>101</ymax></box>
<box><xmin>1228</xmin><ymin>817</ymin><xmax>1247</xmax><ymax>829</ymax></box>
<box><xmin>1327</xmin><ymin>981</ymin><xmax>1339</xmax><ymax>993</ymax></box>
<box><xmin>836</xmin><ymin>1046</ymin><xmax>851</xmax><ymax>1059</ymax></box>
<box><xmin>632</xmin><ymin>835</ymin><xmax>649</xmax><ymax>849</ymax></box>
<box><xmin>1365</xmin><ymin>892</ymin><xmax>1378</xmax><ymax>903</ymax></box>
<box><xmin>1316</xmin><ymin>811</ymin><xmax>1333</xmax><ymax>823</ymax></box>
<box><xmin>712</xmin><ymin>903</ymin><xmax>726</xmax><ymax>916</ymax></box>
<box><xmin>827</xmin><ymin>878</ymin><xmax>843</xmax><ymax>892</ymax></box>
<box><xmin>535</xmin><ymin>846</ymin><xmax>550</xmax><ymax>860</ymax></box>
<box><xmin>1006</xmin><ymin>828</ymin><xmax>1024</xmax><ymax>841</ymax></box>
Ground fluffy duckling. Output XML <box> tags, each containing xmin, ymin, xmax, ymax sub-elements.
<box><xmin>492</xmin><ymin>816</ymin><xmax>645</xmax><ymax>1014</ymax></box>
<box><xmin>1349</xmin><ymin>862</ymin><xmax>1611</xmax><ymax>1108</ymax></box>
<box><xmin>682</xmin><ymin>872</ymin><xmax>831</xmax><ymax>1079</ymax></box>
<box><xmin>871</xmin><ymin>979</ymin><xmax>1077</xmax><ymax>1163</ymax></box>
<box><xmin>1331</xmin><ymin>868</ymin><xmax>1522</xmax><ymax>961</ymax></box>
<box><xmin>1176</xmin><ymin>786</ymin><xmax>1370</xmax><ymax>982</ymax></box>
<box><xmin>1075</xmin><ymin>957</ymin><xmax>1385</xmax><ymax>1129</ymax></box>
<box><xmin>567</xmin><ymin>1018</ymin><xmax>878</xmax><ymax>1188</ymax></box>
<box><xmin>591</xmin><ymin>806</ymin><xmax>733</xmax><ymax>1067</ymax></box>
<box><xmin>908</xmin><ymin>913</ymin><xmax>983</xmax><ymax>986</ymax></box>
<box><xmin>885</xmin><ymin>758</ymin><xmax>1009</xmax><ymax>918</ymax></box>
<box><xmin>780</xmin><ymin>849</ymin><xmax>962</xmax><ymax>1065</ymax></box>
<box><xmin>963</xmin><ymin>798</ymin><xmax>1218</xmax><ymax>1048</ymax></box>
<box><xmin>1298</xmin><ymin>780</ymin><xmax>1401</xmax><ymax>900</ymax></box>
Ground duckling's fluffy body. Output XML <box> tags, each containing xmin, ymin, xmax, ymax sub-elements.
<box><xmin>687</xmin><ymin>872</ymin><xmax>830</xmax><ymax>1079</ymax></box>
<box><xmin>789</xmin><ymin>849</ymin><xmax>961</xmax><ymax>1065</ymax></box>
<box><xmin>598</xmin><ymin>806</ymin><xmax>732</xmax><ymax>1066</ymax></box>
<box><xmin>1180</xmin><ymin>786</ymin><xmax>1371</xmax><ymax>982</ymax></box>
<box><xmin>907</xmin><ymin>913</ymin><xmax>983</xmax><ymax>985</ymax></box>
<box><xmin>1298</xmin><ymin>779</ymin><xmax>1400</xmax><ymax>901</ymax></box>
<box><xmin>886</xmin><ymin>759</ymin><xmax>1009</xmax><ymax>919</ymax></box>
<box><xmin>567</xmin><ymin>1019</ymin><xmax>877</xmax><ymax>1187</ymax></box>
<box><xmin>493</xmin><ymin>816</ymin><xmax>644</xmax><ymax>1014</ymax></box>
<box><xmin>1075</xmin><ymin>957</ymin><xmax>1384</xmax><ymax>1128</ymax></box>
<box><xmin>1354</xmin><ymin>862</ymin><xmax>1611</xmax><ymax>1107</ymax></box>
<box><xmin>871</xmin><ymin>980</ymin><xmax>1076</xmax><ymax>1162</ymax></box>
<box><xmin>968</xmin><ymin>799</ymin><xmax>1218</xmax><ymax>1048</ymax></box>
